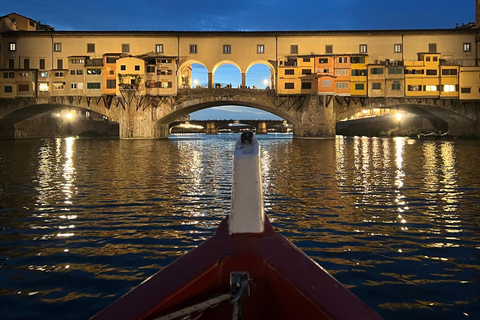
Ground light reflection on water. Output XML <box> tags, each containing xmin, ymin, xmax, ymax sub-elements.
<box><xmin>0</xmin><ymin>134</ymin><xmax>479</xmax><ymax>320</ymax></box>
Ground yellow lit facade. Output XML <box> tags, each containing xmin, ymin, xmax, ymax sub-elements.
<box><xmin>0</xmin><ymin>12</ymin><xmax>478</xmax><ymax>102</ymax></box>
<box><xmin>459</xmin><ymin>67</ymin><xmax>480</xmax><ymax>100</ymax></box>
<box><xmin>404</xmin><ymin>53</ymin><xmax>440</xmax><ymax>97</ymax></box>
<box><xmin>350</xmin><ymin>55</ymin><xmax>368</xmax><ymax>96</ymax></box>
<box><xmin>116</xmin><ymin>57</ymin><xmax>146</xmax><ymax>96</ymax></box>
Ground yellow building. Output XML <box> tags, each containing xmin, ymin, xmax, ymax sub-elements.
<box><xmin>440</xmin><ymin>66</ymin><xmax>459</xmax><ymax>98</ymax></box>
<box><xmin>103</xmin><ymin>54</ymin><xmax>121</xmax><ymax>95</ymax></box>
<box><xmin>350</xmin><ymin>55</ymin><xmax>368</xmax><ymax>96</ymax></box>
<box><xmin>278</xmin><ymin>56</ymin><xmax>315</xmax><ymax>95</ymax></box>
<box><xmin>139</xmin><ymin>54</ymin><xmax>177</xmax><ymax>96</ymax></box>
<box><xmin>0</xmin><ymin>13</ymin><xmax>478</xmax><ymax>101</ymax></box>
<box><xmin>116</xmin><ymin>57</ymin><xmax>146</xmax><ymax>96</ymax></box>
<box><xmin>459</xmin><ymin>67</ymin><xmax>480</xmax><ymax>100</ymax></box>
<box><xmin>404</xmin><ymin>53</ymin><xmax>440</xmax><ymax>97</ymax></box>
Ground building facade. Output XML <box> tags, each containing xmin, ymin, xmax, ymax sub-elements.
<box><xmin>0</xmin><ymin>12</ymin><xmax>479</xmax><ymax>101</ymax></box>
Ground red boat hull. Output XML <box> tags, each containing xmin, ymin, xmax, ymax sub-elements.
<box><xmin>91</xmin><ymin>217</ymin><xmax>383</xmax><ymax>320</ymax></box>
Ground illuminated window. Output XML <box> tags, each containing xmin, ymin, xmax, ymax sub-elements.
<box><xmin>9</xmin><ymin>42</ymin><xmax>16</xmax><ymax>51</ymax></box>
<box><xmin>408</xmin><ymin>85</ymin><xmax>421</xmax><ymax>91</ymax></box>
<box><xmin>359</xmin><ymin>44</ymin><xmax>367</xmax><ymax>53</ymax></box>
<box><xmin>223</xmin><ymin>45</ymin><xmax>231</xmax><ymax>54</ymax></box>
<box><xmin>122</xmin><ymin>44</ymin><xmax>130</xmax><ymax>53</ymax></box>
<box><xmin>394</xmin><ymin>44</ymin><xmax>402</xmax><ymax>53</ymax></box>
<box><xmin>443</xmin><ymin>85</ymin><xmax>456</xmax><ymax>92</ymax></box>
<box><xmin>40</xmin><ymin>72</ymin><xmax>48</xmax><ymax>78</ymax></box>
<box><xmin>53</xmin><ymin>43</ymin><xmax>61</xmax><ymax>52</ymax></box>
<box><xmin>425</xmin><ymin>85</ymin><xmax>437</xmax><ymax>91</ymax></box>
<box><xmin>39</xmin><ymin>83</ymin><xmax>49</xmax><ymax>91</ymax></box>
<box><xmin>463</xmin><ymin>43</ymin><xmax>471</xmax><ymax>52</ymax></box>
<box><xmin>155</xmin><ymin>44</ymin><xmax>163</xmax><ymax>53</ymax></box>
<box><xmin>257</xmin><ymin>45</ymin><xmax>264</xmax><ymax>53</ymax></box>
<box><xmin>87</xmin><ymin>68</ymin><xmax>101</xmax><ymax>75</ymax></box>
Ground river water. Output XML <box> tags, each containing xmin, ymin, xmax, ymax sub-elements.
<box><xmin>0</xmin><ymin>134</ymin><xmax>479</xmax><ymax>319</ymax></box>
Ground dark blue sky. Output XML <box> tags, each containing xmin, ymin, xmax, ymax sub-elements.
<box><xmin>1</xmin><ymin>0</ymin><xmax>474</xmax><ymax>31</ymax></box>
<box><xmin>1</xmin><ymin>0</ymin><xmax>474</xmax><ymax>120</ymax></box>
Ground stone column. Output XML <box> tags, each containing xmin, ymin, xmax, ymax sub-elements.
<box><xmin>206</xmin><ymin>121</ymin><xmax>216</xmax><ymax>134</ymax></box>
<box><xmin>118</xmin><ymin>94</ymin><xmax>170</xmax><ymax>139</ymax></box>
<box><xmin>293</xmin><ymin>95</ymin><xmax>336</xmax><ymax>138</ymax></box>
<box><xmin>241</xmin><ymin>73</ymin><xmax>246</xmax><ymax>88</ymax></box>
<box><xmin>257</xmin><ymin>122</ymin><xmax>267</xmax><ymax>134</ymax></box>
<box><xmin>208</xmin><ymin>72</ymin><xmax>214</xmax><ymax>89</ymax></box>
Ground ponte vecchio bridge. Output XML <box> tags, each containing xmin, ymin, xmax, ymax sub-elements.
<box><xmin>0</xmin><ymin>11</ymin><xmax>479</xmax><ymax>138</ymax></box>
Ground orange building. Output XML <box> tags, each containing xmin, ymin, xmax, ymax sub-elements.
<box><xmin>334</xmin><ymin>55</ymin><xmax>351</xmax><ymax>96</ymax></box>
<box><xmin>315</xmin><ymin>56</ymin><xmax>335</xmax><ymax>95</ymax></box>
<box><xmin>103</xmin><ymin>53</ymin><xmax>121</xmax><ymax>95</ymax></box>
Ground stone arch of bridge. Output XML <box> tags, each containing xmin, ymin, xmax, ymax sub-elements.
<box><xmin>0</xmin><ymin>103</ymin><xmax>114</xmax><ymax>123</ymax></box>
<box><xmin>157</xmin><ymin>100</ymin><xmax>299</xmax><ymax>129</ymax></box>
<box><xmin>335</xmin><ymin>102</ymin><xmax>476</xmax><ymax>135</ymax></box>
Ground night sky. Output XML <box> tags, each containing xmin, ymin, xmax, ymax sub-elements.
<box><xmin>1</xmin><ymin>0</ymin><xmax>475</xmax><ymax>119</ymax></box>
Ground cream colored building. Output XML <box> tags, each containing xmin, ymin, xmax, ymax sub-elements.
<box><xmin>0</xmin><ymin>12</ymin><xmax>478</xmax><ymax>100</ymax></box>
